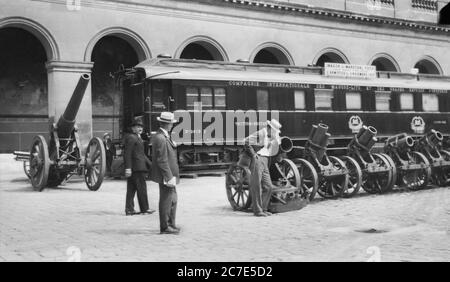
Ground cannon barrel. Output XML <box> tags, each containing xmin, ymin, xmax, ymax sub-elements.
<box><xmin>356</xmin><ymin>125</ymin><xmax>378</xmax><ymax>150</ymax></box>
<box><xmin>308</xmin><ymin>123</ymin><xmax>330</xmax><ymax>148</ymax></box>
<box><xmin>280</xmin><ymin>136</ymin><xmax>293</xmax><ymax>153</ymax></box>
<box><xmin>56</xmin><ymin>74</ymin><xmax>91</xmax><ymax>138</ymax></box>
<box><xmin>386</xmin><ymin>133</ymin><xmax>414</xmax><ymax>152</ymax></box>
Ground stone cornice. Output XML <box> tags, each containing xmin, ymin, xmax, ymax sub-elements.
<box><xmin>46</xmin><ymin>61</ymin><xmax>94</xmax><ymax>73</ymax></box>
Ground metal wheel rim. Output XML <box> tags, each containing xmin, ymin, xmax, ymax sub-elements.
<box><xmin>295</xmin><ymin>158</ymin><xmax>319</xmax><ymax>201</ymax></box>
<box><xmin>341</xmin><ymin>156</ymin><xmax>362</xmax><ymax>198</ymax></box>
<box><xmin>29</xmin><ymin>135</ymin><xmax>49</xmax><ymax>191</ymax></box>
<box><xmin>317</xmin><ymin>156</ymin><xmax>348</xmax><ymax>199</ymax></box>
<box><xmin>363</xmin><ymin>153</ymin><xmax>394</xmax><ymax>194</ymax></box>
<box><xmin>401</xmin><ymin>151</ymin><xmax>431</xmax><ymax>190</ymax></box>
<box><xmin>84</xmin><ymin>137</ymin><xmax>106</xmax><ymax>191</ymax></box>
<box><xmin>226</xmin><ymin>164</ymin><xmax>251</xmax><ymax>211</ymax></box>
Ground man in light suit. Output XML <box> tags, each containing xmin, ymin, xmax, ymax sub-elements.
<box><xmin>150</xmin><ymin>112</ymin><xmax>180</xmax><ymax>235</ymax></box>
<box><xmin>124</xmin><ymin>115</ymin><xmax>154</xmax><ymax>216</ymax></box>
<box><xmin>244</xmin><ymin>119</ymin><xmax>282</xmax><ymax>217</ymax></box>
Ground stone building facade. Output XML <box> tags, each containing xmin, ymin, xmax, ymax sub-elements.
<box><xmin>0</xmin><ymin>0</ymin><xmax>449</xmax><ymax>152</ymax></box>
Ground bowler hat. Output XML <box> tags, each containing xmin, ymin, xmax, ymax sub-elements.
<box><xmin>131</xmin><ymin>115</ymin><xmax>144</xmax><ymax>127</ymax></box>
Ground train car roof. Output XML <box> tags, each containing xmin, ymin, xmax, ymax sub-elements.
<box><xmin>134</xmin><ymin>58</ymin><xmax>450</xmax><ymax>91</ymax></box>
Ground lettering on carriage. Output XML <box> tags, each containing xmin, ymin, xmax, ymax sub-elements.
<box><xmin>266</xmin><ymin>82</ymin><xmax>310</xmax><ymax>88</ymax></box>
<box><xmin>389</xmin><ymin>87</ymin><xmax>405</xmax><ymax>92</ymax></box>
<box><xmin>228</xmin><ymin>81</ymin><xmax>260</xmax><ymax>87</ymax></box>
<box><xmin>171</xmin><ymin>108</ymin><xmax>280</xmax><ymax>146</ymax></box>
<box><xmin>331</xmin><ymin>85</ymin><xmax>361</xmax><ymax>90</ymax></box>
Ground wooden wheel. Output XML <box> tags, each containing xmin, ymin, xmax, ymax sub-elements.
<box><xmin>400</xmin><ymin>152</ymin><xmax>431</xmax><ymax>191</ymax></box>
<box><xmin>380</xmin><ymin>153</ymin><xmax>397</xmax><ymax>191</ymax></box>
<box><xmin>317</xmin><ymin>156</ymin><xmax>348</xmax><ymax>199</ymax></box>
<box><xmin>271</xmin><ymin>159</ymin><xmax>301</xmax><ymax>188</ymax></box>
<box><xmin>294</xmin><ymin>158</ymin><xmax>318</xmax><ymax>201</ymax></box>
<box><xmin>23</xmin><ymin>160</ymin><xmax>31</xmax><ymax>180</ymax></box>
<box><xmin>362</xmin><ymin>153</ymin><xmax>394</xmax><ymax>194</ymax></box>
<box><xmin>341</xmin><ymin>156</ymin><xmax>362</xmax><ymax>198</ymax></box>
<box><xmin>226</xmin><ymin>164</ymin><xmax>252</xmax><ymax>211</ymax></box>
<box><xmin>84</xmin><ymin>137</ymin><xmax>106</xmax><ymax>191</ymax></box>
<box><xmin>29</xmin><ymin>135</ymin><xmax>50</xmax><ymax>191</ymax></box>
<box><xmin>433</xmin><ymin>150</ymin><xmax>450</xmax><ymax>187</ymax></box>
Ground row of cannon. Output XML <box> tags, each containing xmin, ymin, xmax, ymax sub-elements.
<box><xmin>225</xmin><ymin>124</ymin><xmax>450</xmax><ymax>212</ymax></box>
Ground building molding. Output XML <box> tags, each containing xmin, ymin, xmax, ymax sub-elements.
<box><xmin>0</xmin><ymin>16</ymin><xmax>60</xmax><ymax>60</ymax></box>
<box><xmin>368</xmin><ymin>53</ymin><xmax>401</xmax><ymax>72</ymax></box>
<box><xmin>249</xmin><ymin>42</ymin><xmax>295</xmax><ymax>65</ymax></box>
<box><xmin>174</xmin><ymin>35</ymin><xmax>229</xmax><ymax>61</ymax></box>
<box><xmin>414</xmin><ymin>55</ymin><xmax>444</xmax><ymax>75</ymax></box>
<box><xmin>84</xmin><ymin>27</ymin><xmax>151</xmax><ymax>62</ymax></box>
<box><xmin>46</xmin><ymin>61</ymin><xmax>94</xmax><ymax>73</ymax></box>
<box><xmin>313</xmin><ymin>47</ymin><xmax>350</xmax><ymax>65</ymax></box>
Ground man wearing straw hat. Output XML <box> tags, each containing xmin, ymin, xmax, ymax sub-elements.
<box><xmin>244</xmin><ymin>119</ymin><xmax>282</xmax><ymax>217</ymax></box>
<box><xmin>124</xmin><ymin>115</ymin><xmax>154</xmax><ymax>216</ymax></box>
<box><xmin>150</xmin><ymin>112</ymin><xmax>180</xmax><ymax>235</ymax></box>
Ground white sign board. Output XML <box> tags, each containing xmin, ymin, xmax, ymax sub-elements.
<box><xmin>324</xmin><ymin>63</ymin><xmax>376</xmax><ymax>79</ymax></box>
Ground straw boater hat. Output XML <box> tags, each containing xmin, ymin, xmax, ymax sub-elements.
<box><xmin>266</xmin><ymin>119</ymin><xmax>282</xmax><ymax>134</ymax></box>
<box><xmin>157</xmin><ymin>112</ymin><xmax>178</xmax><ymax>124</ymax></box>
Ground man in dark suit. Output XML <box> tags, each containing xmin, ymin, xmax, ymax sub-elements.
<box><xmin>124</xmin><ymin>115</ymin><xmax>155</xmax><ymax>216</ymax></box>
<box><xmin>150</xmin><ymin>112</ymin><xmax>180</xmax><ymax>235</ymax></box>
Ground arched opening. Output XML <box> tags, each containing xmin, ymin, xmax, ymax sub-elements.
<box><xmin>315</xmin><ymin>52</ymin><xmax>347</xmax><ymax>67</ymax></box>
<box><xmin>439</xmin><ymin>3</ymin><xmax>450</xmax><ymax>25</ymax></box>
<box><xmin>0</xmin><ymin>27</ymin><xmax>48</xmax><ymax>151</ymax></box>
<box><xmin>371</xmin><ymin>56</ymin><xmax>399</xmax><ymax>72</ymax></box>
<box><xmin>252</xmin><ymin>47</ymin><xmax>292</xmax><ymax>65</ymax></box>
<box><xmin>179</xmin><ymin>41</ymin><xmax>225</xmax><ymax>61</ymax></box>
<box><xmin>91</xmin><ymin>35</ymin><xmax>139</xmax><ymax>139</ymax></box>
<box><xmin>414</xmin><ymin>58</ymin><xmax>441</xmax><ymax>75</ymax></box>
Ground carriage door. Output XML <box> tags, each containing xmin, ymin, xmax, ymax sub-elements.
<box><xmin>147</xmin><ymin>80</ymin><xmax>173</xmax><ymax>133</ymax></box>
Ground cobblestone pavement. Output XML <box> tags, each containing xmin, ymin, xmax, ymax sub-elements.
<box><xmin>0</xmin><ymin>154</ymin><xmax>449</xmax><ymax>262</ymax></box>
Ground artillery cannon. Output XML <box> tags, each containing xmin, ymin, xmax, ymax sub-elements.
<box><xmin>27</xmin><ymin>74</ymin><xmax>106</xmax><ymax>191</ymax></box>
<box><xmin>384</xmin><ymin>133</ymin><xmax>431</xmax><ymax>190</ymax></box>
<box><xmin>225</xmin><ymin>136</ymin><xmax>315</xmax><ymax>213</ymax></box>
<box><xmin>295</xmin><ymin>123</ymin><xmax>358</xmax><ymax>199</ymax></box>
<box><xmin>414</xmin><ymin>130</ymin><xmax>450</xmax><ymax>186</ymax></box>
<box><xmin>346</xmin><ymin>125</ymin><xmax>396</xmax><ymax>194</ymax></box>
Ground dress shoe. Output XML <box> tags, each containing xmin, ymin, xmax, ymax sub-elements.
<box><xmin>254</xmin><ymin>212</ymin><xmax>268</xmax><ymax>217</ymax></box>
<box><xmin>141</xmin><ymin>209</ymin><xmax>155</xmax><ymax>214</ymax></box>
<box><xmin>125</xmin><ymin>210</ymin><xmax>138</xmax><ymax>216</ymax></box>
<box><xmin>264</xmin><ymin>211</ymin><xmax>272</xmax><ymax>216</ymax></box>
<box><xmin>170</xmin><ymin>225</ymin><xmax>181</xmax><ymax>232</ymax></box>
<box><xmin>160</xmin><ymin>226</ymin><xmax>180</xmax><ymax>235</ymax></box>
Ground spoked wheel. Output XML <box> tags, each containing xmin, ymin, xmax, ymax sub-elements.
<box><xmin>317</xmin><ymin>156</ymin><xmax>348</xmax><ymax>199</ymax></box>
<box><xmin>84</xmin><ymin>137</ymin><xmax>106</xmax><ymax>191</ymax></box>
<box><xmin>433</xmin><ymin>150</ymin><xmax>450</xmax><ymax>187</ymax></box>
<box><xmin>294</xmin><ymin>158</ymin><xmax>319</xmax><ymax>201</ymax></box>
<box><xmin>23</xmin><ymin>160</ymin><xmax>31</xmax><ymax>180</ymax></box>
<box><xmin>340</xmin><ymin>156</ymin><xmax>362</xmax><ymax>198</ymax></box>
<box><xmin>29</xmin><ymin>135</ymin><xmax>50</xmax><ymax>191</ymax></box>
<box><xmin>380</xmin><ymin>153</ymin><xmax>397</xmax><ymax>191</ymax></box>
<box><xmin>271</xmin><ymin>159</ymin><xmax>301</xmax><ymax>188</ymax></box>
<box><xmin>400</xmin><ymin>152</ymin><xmax>431</xmax><ymax>191</ymax></box>
<box><xmin>362</xmin><ymin>153</ymin><xmax>394</xmax><ymax>194</ymax></box>
<box><xmin>226</xmin><ymin>164</ymin><xmax>252</xmax><ymax>211</ymax></box>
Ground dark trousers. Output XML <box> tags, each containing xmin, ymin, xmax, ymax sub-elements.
<box><xmin>159</xmin><ymin>184</ymin><xmax>177</xmax><ymax>231</ymax></box>
<box><xmin>250</xmin><ymin>155</ymin><xmax>273</xmax><ymax>214</ymax></box>
<box><xmin>125</xmin><ymin>172</ymin><xmax>149</xmax><ymax>213</ymax></box>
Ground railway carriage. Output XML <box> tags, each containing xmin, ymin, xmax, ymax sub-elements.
<box><xmin>118</xmin><ymin>56</ymin><xmax>450</xmax><ymax>171</ymax></box>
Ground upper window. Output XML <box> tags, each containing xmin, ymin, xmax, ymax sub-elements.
<box><xmin>375</xmin><ymin>91</ymin><xmax>391</xmax><ymax>111</ymax></box>
<box><xmin>186</xmin><ymin>87</ymin><xmax>226</xmax><ymax>110</ymax></box>
<box><xmin>346</xmin><ymin>92</ymin><xmax>361</xmax><ymax>110</ymax></box>
<box><xmin>256</xmin><ymin>89</ymin><xmax>269</xmax><ymax>110</ymax></box>
<box><xmin>400</xmin><ymin>93</ymin><xmax>414</xmax><ymax>111</ymax></box>
<box><xmin>422</xmin><ymin>93</ymin><xmax>439</xmax><ymax>112</ymax></box>
<box><xmin>294</xmin><ymin>90</ymin><xmax>306</xmax><ymax>110</ymax></box>
<box><xmin>314</xmin><ymin>89</ymin><xmax>333</xmax><ymax>110</ymax></box>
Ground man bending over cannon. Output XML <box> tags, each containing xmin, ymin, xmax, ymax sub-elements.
<box><xmin>244</xmin><ymin>119</ymin><xmax>282</xmax><ymax>217</ymax></box>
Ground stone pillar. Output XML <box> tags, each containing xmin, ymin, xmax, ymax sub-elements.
<box><xmin>46</xmin><ymin>61</ymin><xmax>94</xmax><ymax>154</ymax></box>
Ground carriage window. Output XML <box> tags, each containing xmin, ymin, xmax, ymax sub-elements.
<box><xmin>186</xmin><ymin>87</ymin><xmax>199</xmax><ymax>110</ymax></box>
<box><xmin>200</xmin><ymin>87</ymin><xmax>213</xmax><ymax>110</ymax></box>
<box><xmin>314</xmin><ymin>89</ymin><xmax>333</xmax><ymax>110</ymax></box>
<box><xmin>152</xmin><ymin>83</ymin><xmax>167</xmax><ymax>111</ymax></box>
<box><xmin>346</xmin><ymin>92</ymin><xmax>361</xmax><ymax>110</ymax></box>
<box><xmin>257</xmin><ymin>89</ymin><xmax>269</xmax><ymax>110</ymax></box>
<box><xmin>294</xmin><ymin>90</ymin><xmax>306</xmax><ymax>110</ymax></box>
<box><xmin>400</xmin><ymin>93</ymin><xmax>414</xmax><ymax>110</ymax></box>
<box><xmin>422</xmin><ymin>93</ymin><xmax>439</xmax><ymax>112</ymax></box>
<box><xmin>375</xmin><ymin>91</ymin><xmax>391</xmax><ymax>111</ymax></box>
<box><xmin>214</xmin><ymin>88</ymin><xmax>226</xmax><ymax>109</ymax></box>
